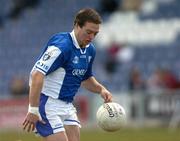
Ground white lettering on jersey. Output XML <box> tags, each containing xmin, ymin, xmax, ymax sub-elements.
<box><xmin>88</xmin><ymin>56</ymin><xmax>92</xmax><ymax>63</ymax></box>
<box><xmin>72</xmin><ymin>69</ymin><xmax>87</xmax><ymax>76</ymax></box>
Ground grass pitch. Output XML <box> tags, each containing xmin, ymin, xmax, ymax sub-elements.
<box><xmin>0</xmin><ymin>128</ymin><xmax>179</xmax><ymax>141</ymax></box>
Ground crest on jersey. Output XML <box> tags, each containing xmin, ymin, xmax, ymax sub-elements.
<box><xmin>43</xmin><ymin>51</ymin><xmax>53</xmax><ymax>61</ymax></box>
<box><xmin>43</xmin><ymin>53</ymin><xmax>51</xmax><ymax>61</ymax></box>
<box><xmin>72</xmin><ymin>56</ymin><xmax>79</xmax><ymax>64</ymax></box>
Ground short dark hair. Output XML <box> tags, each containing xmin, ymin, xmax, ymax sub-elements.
<box><xmin>74</xmin><ymin>8</ymin><xmax>102</xmax><ymax>28</ymax></box>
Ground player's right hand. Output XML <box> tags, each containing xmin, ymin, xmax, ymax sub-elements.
<box><xmin>100</xmin><ymin>88</ymin><xmax>113</xmax><ymax>103</ymax></box>
<box><xmin>22</xmin><ymin>112</ymin><xmax>45</xmax><ymax>132</ymax></box>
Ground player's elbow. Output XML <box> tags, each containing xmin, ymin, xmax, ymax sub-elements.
<box><xmin>31</xmin><ymin>70</ymin><xmax>44</xmax><ymax>84</ymax></box>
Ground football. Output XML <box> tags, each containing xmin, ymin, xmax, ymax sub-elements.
<box><xmin>96</xmin><ymin>102</ymin><xmax>126</xmax><ymax>132</ymax></box>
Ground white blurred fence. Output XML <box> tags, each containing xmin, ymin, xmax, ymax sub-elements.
<box><xmin>77</xmin><ymin>90</ymin><xmax>180</xmax><ymax>129</ymax></box>
<box><xmin>0</xmin><ymin>90</ymin><xmax>180</xmax><ymax>130</ymax></box>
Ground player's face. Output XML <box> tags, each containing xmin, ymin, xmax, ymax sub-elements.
<box><xmin>76</xmin><ymin>22</ymin><xmax>100</xmax><ymax>47</ymax></box>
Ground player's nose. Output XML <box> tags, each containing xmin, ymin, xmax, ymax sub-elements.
<box><xmin>88</xmin><ymin>33</ymin><xmax>95</xmax><ymax>40</ymax></box>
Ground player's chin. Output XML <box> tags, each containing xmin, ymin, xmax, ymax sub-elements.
<box><xmin>85</xmin><ymin>40</ymin><xmax>91</xmax><ymax>45</ymax></box>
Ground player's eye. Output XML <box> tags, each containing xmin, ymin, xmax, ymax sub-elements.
<box><xmin>86</xmin><ymin>30</ymin><xmax>98</xmax><ymax>37</ymax></box>
<box><xmin>86</xmin><ymin>30</ymin><xmax>91</xmax><ymax>34</ymax></box>
<box><xmin>94</xmin><ymin>32</ymin><xmax>98</xmax><ymax>36</ymax></box>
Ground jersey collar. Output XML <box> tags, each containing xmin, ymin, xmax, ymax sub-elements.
<box><xmin>70</xmin><ymin>30</ymin><xmax>90</xmax><ymax>49</ymax></box>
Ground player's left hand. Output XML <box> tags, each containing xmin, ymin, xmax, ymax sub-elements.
<box><xmin>100</xmin><ymin>89</ymin><xmax>113</xmax><ymax>103</ymax></box>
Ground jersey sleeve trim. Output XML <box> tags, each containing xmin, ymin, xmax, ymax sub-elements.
<box><xmin>35</xmin><ymin>66</ymin><xmax>47</xmax><ymax>75</ymax></box>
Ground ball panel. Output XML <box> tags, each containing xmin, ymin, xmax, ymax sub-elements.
<box><xmin>96</xmin><ymin>102</ymin><xmax>126</xmax><ymax>132</ymax></box>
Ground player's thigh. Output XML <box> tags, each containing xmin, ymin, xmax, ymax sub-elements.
<box><xmin>65</xmin><ymin>125</ymin><xmax>80</xmax><ymax>141</ymax></box>
<box><xmin>42</xmin><ymin>131</ymin><xmax>68</xmax><ymax>141</ymax></box>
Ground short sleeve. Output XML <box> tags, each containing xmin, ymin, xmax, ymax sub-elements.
<box><xmin>34</xmin><ymin>46</ymin><xmax>62</xmax><ymax>75</ymax></box>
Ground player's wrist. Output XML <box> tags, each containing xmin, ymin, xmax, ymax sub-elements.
<box><xmin>28</xmin><ymin>105</ymin><xmax>39</xmax><ymax>116</ymax></box>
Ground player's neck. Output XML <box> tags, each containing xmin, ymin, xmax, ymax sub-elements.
<box><xmin>80</xmin><ymin>44</ymin><xmax>85</xmax><ymax>48</ymax></box>
<box><xmin>76</xmin><ymin>38</ymin><xmax>85</xmax><ymax>48</ymax></box>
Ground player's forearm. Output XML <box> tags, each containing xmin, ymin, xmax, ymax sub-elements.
<box><xmin>82</xmin><ymin>76</ymin><xmax>106</xmax><ymax>94</ymax></box>
<box><xmin>29</xmin><ymin>71</ymin><xmax>44</xmax><ymax>107</ymax></box>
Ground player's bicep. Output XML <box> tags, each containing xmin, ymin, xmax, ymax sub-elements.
<box><xmin>34</xmin><ymin>46</ymin><xmax>62</xmax><ymax>75</ymax></box>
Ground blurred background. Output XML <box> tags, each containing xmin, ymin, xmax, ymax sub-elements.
<box><xmin>0</xmin><ymin>0</ymin><xmax>180</xmax><ymax>141</ymax></box>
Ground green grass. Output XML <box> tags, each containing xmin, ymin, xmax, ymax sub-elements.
<box><xmin>81</xmin><ymin>128</ymin><xmax>180</xmax><ymax>141</ymax></box>
<box><xmin>0</xmin><ymin>128</ymin><xmax>179</xmax><ymax>141</ymax></box>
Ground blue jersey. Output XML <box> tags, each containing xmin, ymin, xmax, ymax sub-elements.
<box><xmin>30</xmin><ymin>31</ymin><xmax>96</xmax><ymax>102</ymax></box>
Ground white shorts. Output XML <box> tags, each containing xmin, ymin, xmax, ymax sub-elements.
<box><xmin>35</xmin><ymin>94</ymin><xmax>81</xmax><ymax>137</ymax></box>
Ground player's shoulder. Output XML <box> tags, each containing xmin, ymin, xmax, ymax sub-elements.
<box><xmin>49</xmin><ymin>32</ymin><xmax>71</xmax><ymax>44</ymax></box>
<box><xmin>88</xmin><ymin>43</ymin><xmax>96</xmax><ymax>54</ymax></box>
<box><xmin>48</xmin><ymin>32</ymin><xmax>72</xmax><ymax>51</ymax></box>
<box><xmin>89</xmin><ymin>43</ymin><xmax>95</xmax><ymax>50</ymax></box>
